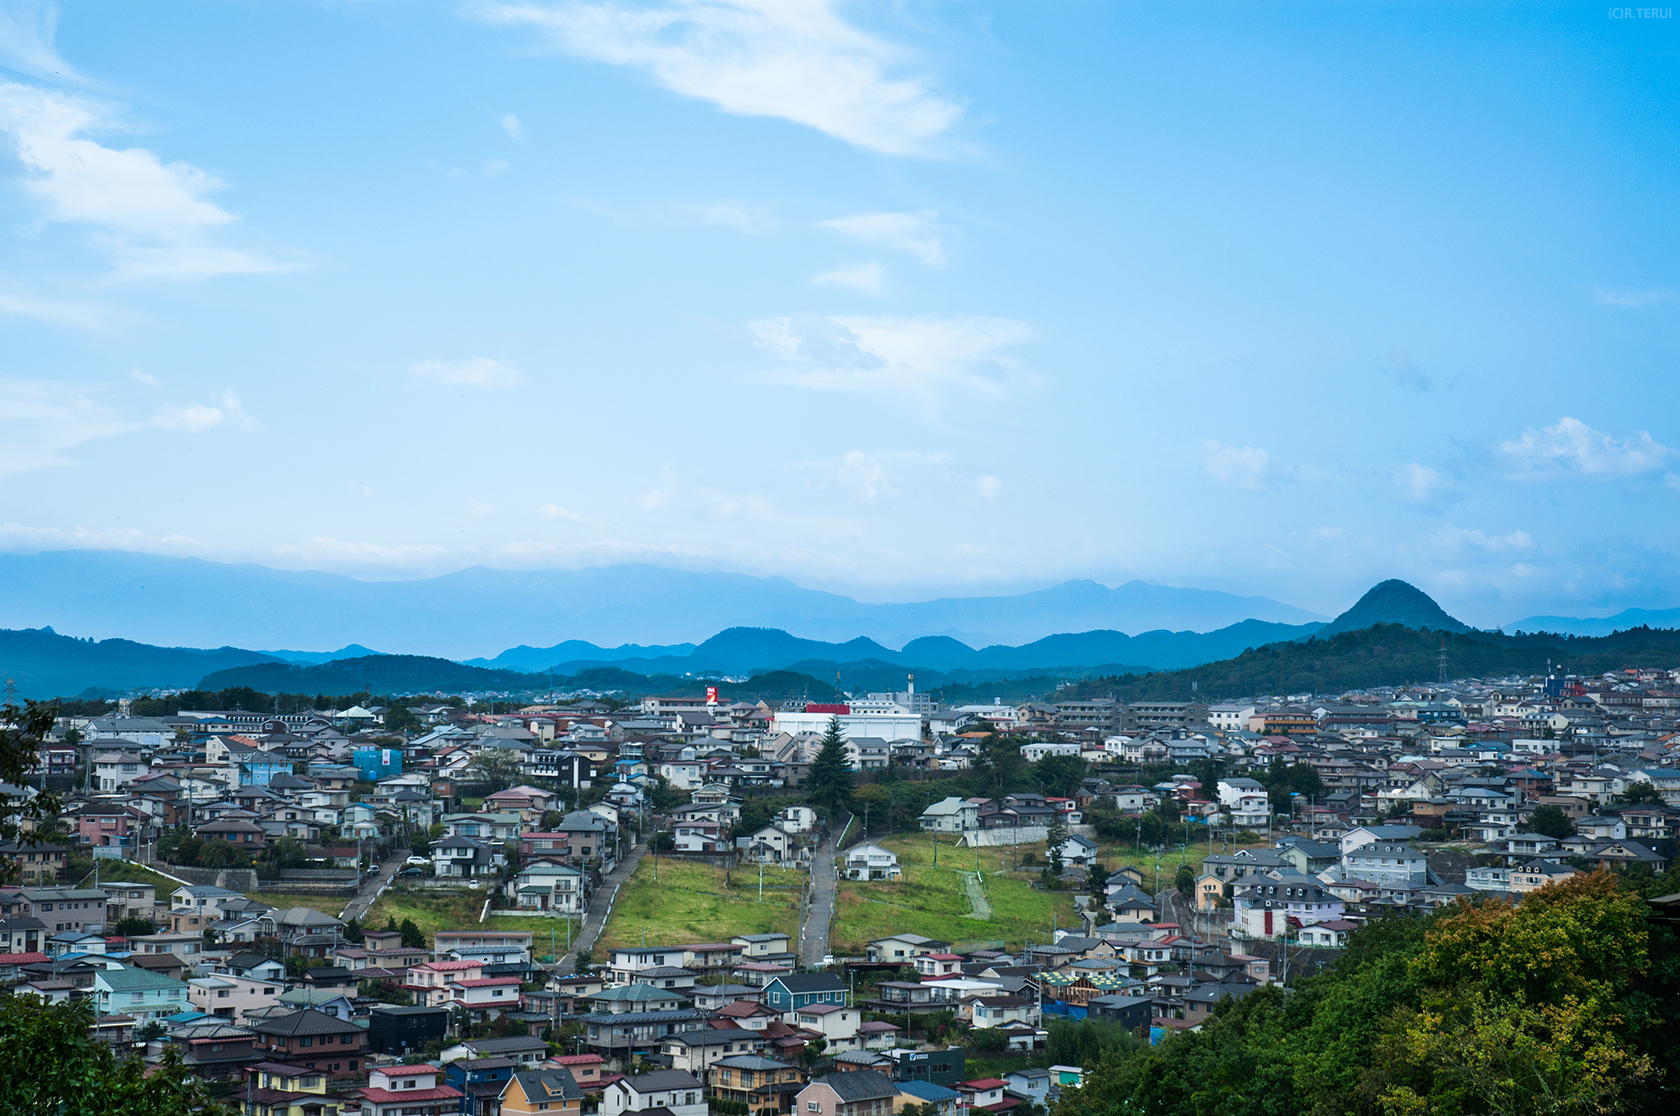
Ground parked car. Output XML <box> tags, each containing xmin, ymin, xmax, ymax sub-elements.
<box><xmin>405</xmin><ymin>855</ymin><xmax>429</xmax><ymax>866</ymax></box>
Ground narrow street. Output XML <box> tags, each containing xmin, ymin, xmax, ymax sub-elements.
<box><xmin>557</xmin><ymin>837</ymin><xmax>647</xmax><ymax>973</ymax></box>
<box><xmin>338</xmin><ymin>855</ymin><xmax>407</xmax><ymax>923</ymax></box>
<box><xmin>798</xmin><ymin>815</ymin><xmax>848</xmax><ymax>967</ymax></box>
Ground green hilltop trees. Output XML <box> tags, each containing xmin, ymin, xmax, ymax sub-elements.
<box><xmin>1052</xmin><ymin>870</ymin><xmax>1680</xmax><ymax>1116</ymax></box>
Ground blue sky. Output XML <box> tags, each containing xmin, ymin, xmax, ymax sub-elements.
<box><xmin>1</xmin><ymin>0</ymin><xmax>1678</xmax><ymax>629</ymax></box>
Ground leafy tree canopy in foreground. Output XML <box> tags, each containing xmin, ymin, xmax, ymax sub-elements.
<box><xmin>1053</xmin><ymin>870</ymin><xmax>1680</xmax><ymax>1116</ymax></box>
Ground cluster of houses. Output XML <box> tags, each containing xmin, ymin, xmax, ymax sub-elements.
<box><xmin>2</xmin><ymin>664</ymin><xmax>1677</xmax><ymax>1109</ymax></box>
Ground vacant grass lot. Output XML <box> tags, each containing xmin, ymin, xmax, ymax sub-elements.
<box><xmin>598</xmin><ymin>858</ymin><xmax>803</xmax><ymax>950</ymax></box>
<box><xmin>358</xmin><ymin>887</ymin><xmax>552</xmax><ymax>944</ymax></box>
<box><xmin>77</xmin><ymin>861</ymin><xmax>179</xmax><ymax>891</ymax></box>
<box><xmin>830</xmin><ymin>834</ymin><xmax>1081</xmax><ymax>954</ymax></box>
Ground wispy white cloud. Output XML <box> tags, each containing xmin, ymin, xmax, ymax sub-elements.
<box><xmin>1433</xmin><ymin>525</ymin><xmax>1533</xmax><ymax>552</ymax></box>
<box><xmin>0</xmin><ymin>81</ymin><xmax>290</xmax><ymax>282</ymax></box>
<box><xmin>811</xmin><ymin>261</ymin><xmax>884</xmax><ymax>293</ymax></box>
<box><xmin>468</xmin><ymin>0</ymin><xmax>963</xmax><ymax>155</ymax></box>
<box><xmin>0</xmin><ymin>0</ymin><xmax>80</xmax><ymax>82</ymax></box>
<box><xmin>750</xmin><ymin>313</ymin><xmax>1035</xmax><ymax>411</ymax></box>
<box><xmin>1204</xmin><ymin>441</ymin><xmax>1272</xmax><ymax>491</ymax></box>
<box><xmin>0</xmin><ymin>521</ymin><xmax>203</xmax><ymax>552</ymax></box>
<box><xmin>409</xmin><ymin>357</ymin><xmax>521</xmax><ymax>388</ymax></box>
<box><xmin>835</xmin><ymin>450</ymin><xmax>886</xmax><ymax>501</ymax></box>
<box><xmin>152</xmin><ymin>390</ymin><xmax>258</xmax><ymax>433</ymax></box>
<box><xmin>0</xmin><ymin>379</ymin><xmax>260</xmax><ymax>475</ymax></box>
<box><xmin>500</xmin><ymin>112</ymin><xmax>524</xmax><ymax>139</ymax></box>
<box><xmin>1394</xmin><ymin>462</ymin><xmax>1456</xmax><ymax>503</ymax></box>
<box><xmin>273</xmin><ymin>536</ymin><xmax>451</xmax><ymax>568</ymax></box>
<box><xmin>689</xmin><ymin>199</ymin><xmax>775</xmax><ymax>233</ymax></box>
<box><xmin>129</xmin><ymin>368</ymin><xmax>158</xmax><ymax>387</ymax></box>
<box><xmin>0</xmin><ymin>287</ymin><xmax>131</xmax><ymax>331</ymax></box>
<box><xmin>0</xmin><ymin>377</ymin><xmax>133</xmax><ymax>476</ymax></box>
<box><xmin>483</xmin><ymin>158</ymin><xmax>511</xmax><ymax>176</ymax></box>
<box><xmin>818</xmin><ymin>209</ymin><xmax>943</xmax><ymax>265</ymax></box>
<box><xmin>538</xmin><ymin>502</ymin><xmax>583</xmax><ymax>520</ymax></box>
<box><xmin>976</xmin><ymin>474</ymin><xmax>1001</xmax><ymax>502</ymax></box>
<box><xmin>1500</xmin><ymin>416</ymin><xmax>1672</xmax><ymax>480</ymax></box>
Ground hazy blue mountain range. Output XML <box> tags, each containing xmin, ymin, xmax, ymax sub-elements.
<box><xmin>486</xmin><ymin>619</ymin><xmax>1323</xmax><ymax>678</ymax></box>
<box><xmin>263</xmin><ymin>644</ymin><xmax>384</xmax><ymax>665</ymax></box>
<box><xmin>0</xmin><ymin>627</ymin><xmax>283</xmax><ymax>699</ymax></box>
<box><xmin>7</xmin><ymin>565</ymin><xmax>1670</xmax><ymax>699</ymax></box>
<box><xmin>1506</xmin><ymin>606</ymin><xmax>1680</xmax><ymax>637</ymax></box>
<box><xmin>0</xmin><ymin>550</ymin><xmax>1325</xmax><ymax>658</ymax></box>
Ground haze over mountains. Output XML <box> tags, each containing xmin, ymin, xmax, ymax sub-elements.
<box><xmin>0</xmin><ymin>550</ymin><xmax>1324</xmax><ymax>657</ymax></box>
<box><xmin>1</xmin><ymin>549</ymin><xmax>1676</xmax><ymax>698</ymax></box>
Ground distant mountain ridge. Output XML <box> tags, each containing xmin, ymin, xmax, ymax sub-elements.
<box><xmin>498</xmin><ymin>619</ymin><xmax>1325</xmax><ymax>677</ymax></box>
<box><xmin>1506</xmin><ymin>606</ymin><xmax>1680</xmax><ymax>637</ymax></box>
<box><xmin>7</xmin><ymin>574</ymin><xmax>1659</xmax><ymax>699</ymax></box>
<box><xmin>0</xmin><ymin>550</ymin><xmax>1326</xmax><ymax>657</ymax></box>
<box><xmin>0</xmin><ymin>627</ymin><xmax>282</xmax><ymax>699</ymax></box>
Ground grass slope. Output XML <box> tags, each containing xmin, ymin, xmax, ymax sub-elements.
<box><xmin>360</xmin><ymin>886</ymin><xmax>560</xmax><ymax>946</ymax></box>
<box><xmin>829</xmin><ymin>834</ymin><xmax>1081</xmax><ymax>953</ymax></box>
<box><xmin>597</xmin><ymin>859</ymin><xmax>803</xmax><ymax>950</ymax></box>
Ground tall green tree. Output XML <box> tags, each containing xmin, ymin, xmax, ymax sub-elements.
<box><xmin>1529</xmin><ymin>803</ymin><xmax>1576</xmax><ymax>839</ymax></box>
<box><xmin>1036</xmin><ymin>754</ymin><xmax>1087</xmax><ymax>798</ymax></box>
<box><xmin>0</xmin><ymin>700</ymin><xmax>61</xmax><ymax>875</ymax></box>
<box><xmin>1044</xmin><ymin>814</ymin><xmax>1069</xmax><ymax>881</ymax></box>
<box><xmin>466</xmin><ymin>748</ymin><xmax>524</xmax><ymax>793</ymax></box>
<box><xmin>0</xmin><ymin>996</ymin><xmax>232</xmax><ymax>1115</ymax></box>
<box><xmin>805</xmin><ymin>717</ymin><xmax>852</xmax><ymax>818</ymax></box>
<box><xmin>1174</xmin><ymin>863</ymin><xmax>1195</xmax><ymax>898</ymax></box>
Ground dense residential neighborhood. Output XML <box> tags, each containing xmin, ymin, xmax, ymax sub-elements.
<box><xmin>2</xmin><ymin>661</ymin><xmax>1679</xmax><ymax>1113</ymax></box>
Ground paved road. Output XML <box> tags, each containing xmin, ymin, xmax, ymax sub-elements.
<box><xmin>557</xmin><ymin>837</ymin><xmax>648</xmax><ymax>973</ymax></box>
<box><xmin>339</xmin><ymin>855</ymin><xmax>407</xmax><ymax>922</ymax></box>
<box><xmin>799</xmin><ymin>815</ymin><xmax>850</xmax><ymax>967</ymax></box>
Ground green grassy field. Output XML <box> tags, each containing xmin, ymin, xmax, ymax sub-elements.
<box><xmin>598</xmin><ymin>858</ymin><xmax>803</xmax><ymax>950</ymax></box>
<box><xmin>829</xmin><ymin>833</ymin><xmax>1081</xmax><ymax>954</ymax></box>
<box><xmin>77</xmin><ymin>861</ymin><xmax>179</xmax><ymax>891</ymax></box>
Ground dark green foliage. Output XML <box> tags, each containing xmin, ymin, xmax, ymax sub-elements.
<box><xmin>1044</xmin><ymin>814</ymin><xmax>1069</xmax><ymax>881</ymax></box>
<box><xmin>1035</xmin><ymin>754</ymin><xmax>1087</xmax><ymax>797</ymax></box>
<box><xmin>1528</xmin><ymin>803</ymin><xmax>1576</xmax><ymax>839</ymax></box>
<box><xmin>805</xmin><ymin>717</ymin><xmax>853</xmax><ymax>817</ymax></box>
<box><xmin>1057</xmin><ymin>623</ymin><xmax>1680</xmax><ymax>702</ymax></box>
<box><xmin>0</xmin><ymin>699</ymin><xmax>60</xmax><ymax>854</ymax></box>
<box><xmin>647</xmin><ymin>775</ymin><xmax>681</xmax><ymax>812</ymax></box>
<box><xmin>1174</xmin><ymin>864</ymin><xmax>1194</xmax><ymax>897</ymax></box>
<box><xmin>0</xmin><ymin>996</ymin><xmax>233</xmax><ymax>1115</ymax></box>
<box><xmin>263</xmin><ymin>836</ymin><xmax>307</xmax><ymax>869</ymax></box>
<box><xmin>1087</xmin><ymin>863</ymin><xmax>1111</xmax><ymax>896</ymax></box>
<box><xmin>1260</xmin><ymin>763</ymin><xmax>1324</xmax><ymax>816</ymax></box>
<box><xmin>112</xmin><ymin>915</ymin><xmax>156</xmax><ymax>937</ymax></box>
<box><xmin>1044</xmin><ymin>1016</ymin><xmax>1139</xmax><ymax>1068</ymax></box>
<box><xmin>1620</xmin><ymin>780</ymin><xmax>1663</xmax><ymax>806</ymax></box>
<box><xmin>1052</xmin><ymin>873</ymin><xmax>1680</xmax><ymax>1116</ymax></box>
<box><xmin>1138</xmin><ymin>811</ymin><xmax>1166</xmax><ymax>848</ymax></box>
<box><xmin>399</xmin><ymin>918</ymin><xmax>425</xmax><ymax>949</ymax></box>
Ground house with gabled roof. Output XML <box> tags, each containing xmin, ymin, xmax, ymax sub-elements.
<box><xmin>502</xmin><ymin>1066</ymin><xmax>585</xmax><ymax>1116</ymax></box>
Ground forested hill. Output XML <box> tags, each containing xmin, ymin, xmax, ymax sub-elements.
<box><xmin>196</xmin><ymin>654</ymin><xmax>844</xmax><ymax>703</ymax></box>
<box><xmin>0</xmin><ymin>627</ymin><xmax>281</xmax><ymax>698</ymax></box>
<box><xmin>1062</xmin><ymin>623</ymin><xmax>1680</xmax><ymax>701</ymax></box>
